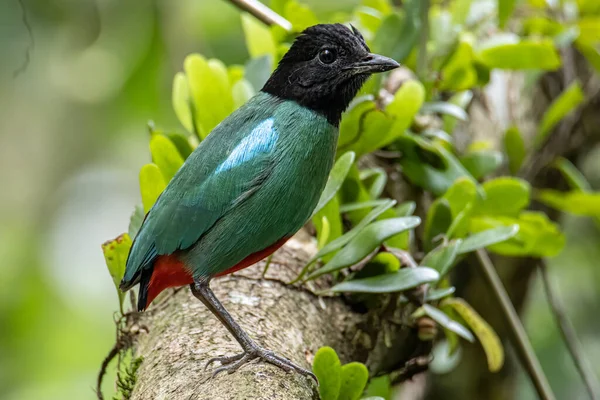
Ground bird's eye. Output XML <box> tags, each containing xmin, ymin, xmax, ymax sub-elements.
<box><xmin>318</xmin><ymin>49</ymin><xmax>337</xmax><ymax>64</ymax></box>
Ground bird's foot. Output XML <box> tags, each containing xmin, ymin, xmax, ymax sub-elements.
<box><xmin>204</xmin><ymin>346</ymin><xmax>317</xmax><ymax>382</ymax></box>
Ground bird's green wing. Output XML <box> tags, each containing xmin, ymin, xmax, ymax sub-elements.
<box><xmin>121</xmin><ymin>115</ymin><xmax>279</xmax><ymax>289</ymax></box>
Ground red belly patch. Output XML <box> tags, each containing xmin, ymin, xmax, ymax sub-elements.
<box><xmin>145</xmin><ymin>254</ymin><xmax>194</xmax><ymax>309</ymax></box>
<box><xmin>143</xmin><ymin>237</ymin><xmax>290</xmax><ymax>309</ymax></box>
<box><xmin>215</xmin><ymin>236</ymin><xmax>290</xmax><ymax>277</ymax></box>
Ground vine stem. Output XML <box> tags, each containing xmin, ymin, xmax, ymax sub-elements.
<box><xmin>539</xmin><ymin>261</ymin><xmax>600</xmax><ymax>400</ymax></box>
<box><xmin>225</xmin><ymin>0</ymin><xmax>292</xmax><ymax>31</ymax></box>
<box><xmin>475</xmin><ymin>249</ymin><xmax>556</xmax><ymax>400</ymax></box>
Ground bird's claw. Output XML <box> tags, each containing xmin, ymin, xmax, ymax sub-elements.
<box><xmin>204</xmin><ymin>346</ymin><xmax>318</xmax><ymax>383</ymax></box>
<box><xmin>204</xmin><ymin>353</ymin><xmax>245</xmax><ymax>371</ymax></box>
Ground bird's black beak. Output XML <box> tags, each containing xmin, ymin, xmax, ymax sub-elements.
<box><xmin>349</xmin><ymin>53</ymin><xmax>400</xmax><ymax>74</ymax></box>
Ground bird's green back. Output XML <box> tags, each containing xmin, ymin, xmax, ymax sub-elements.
<box><xmin>122</xmin><ymin>92</ymin><xmax>337</xmax><ymax>285</ymax></box>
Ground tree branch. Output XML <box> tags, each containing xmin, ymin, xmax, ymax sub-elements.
<box><xmin>225</xmin><ymin>0</ymin><xmax>292</xmax><ymax>31</ymax></box>
<box><xmin>539</xmin><ymin>260</ymin><xmax>600</xmax><ymax>400</ymax></box>
<box><xmin>474</xmin><ymin>249</ymin><xmax>556</xmax><ymax>400</ymax></box>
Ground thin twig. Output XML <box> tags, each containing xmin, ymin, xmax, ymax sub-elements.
<box><xmin>475</xmin><ymin>249</ymin><xmax>556</xmax><ymax>400</ymax></box>
<box><xmin>96</xmin><ymin>342</ymin><xmax>123</xmax><ymax>400</ymax></box>
<box><xmin>13</xmin><ymin>0</ymin><xmax>34</xmax><ymax>78</ymax></box>
<box><xmin>539</xmin><ymin>261</ymin><xmax>600</xmax><ymax>400</ymax></box>
<box><xmin>225</xmin><ymin>0</ymin><xmax>292</xmax><ymax>31</ymax></box>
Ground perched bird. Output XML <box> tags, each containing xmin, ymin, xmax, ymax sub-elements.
<box><xmin>120</xmin><ymin>23</ymin><xmax>398</xmax><ymax>379</ymax></box>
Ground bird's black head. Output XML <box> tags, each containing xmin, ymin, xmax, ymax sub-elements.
<box><xmin>262</xmin><ymin>24</ymin><xmax>399</xmax><ymax>126</ymax></box>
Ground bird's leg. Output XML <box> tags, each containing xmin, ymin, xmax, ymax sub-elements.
<box><xmin>190</xmin><ymin>280</ymin><xmax>317</xmax><ymax>382</ymax></box>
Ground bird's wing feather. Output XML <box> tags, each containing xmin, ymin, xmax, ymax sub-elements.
<box><xmin>121</xmin><ymin>116</ymin><xmax>279</xmax><ymax>289</ymax></box>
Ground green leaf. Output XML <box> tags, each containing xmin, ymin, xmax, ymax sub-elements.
<box><xmin>575</xmin><ymin>39</ymin><xmax>600</xmax><ymax>73</ymax></box>
<box><xmin>419</xmin><ymin>304</ymin><xmax>475</xmax><ymax>342</ymax></box>
<box><xmin>451</xmin><ymin>0</ymin><xmax>473</xmax><ymax>25</ymax></box>
<box><xmin>232</xmin><ymin>79</ymin><xmax>255</xmax><ymax>109</ymax></box>
<box><xmin>380</xmin><ymin>80</ymin><xmax>425</xmax><ymax>147</ymax></box>
<box><xmin>102</xmin><ymin>233</ymin><xmax>132</xmax><ymax>311</ymax></box>
<box><xmin>364</xmin><ymin>375</ymin><xmax>391</xmax><ymax>400</ymax></box>
<box><xmin>535</xmin><ymin>190</ymin><xmax>600</xmax><ymax>216</ymax></box>
<box><xmin>430</xmin><ymin>340</ymin><xmax>462</xmax><ymax>375</ymax></box>
<box><xmin>165</xmin><ymin>132</ymin><xmax>193</xmax><ymax>160</ymax></box>
<box><xmin>316</xmin><ymin>216</ymin><xmax>331</xmax><ymax>250</ymax></box>
<box><xmin>245</xmin><ymin>55</ymin><xmax>273</xmax><ymax>92</ymax></box>
<box><xmin>421</xmin><ymin>102</ymin><xmax>469</xmax><ymax>121</ymax></box>
<box><xmin>270</xmin><ymin>0</ymin><xmax>291</xmax><ymax>14</ymax></box>
<box><xmin>338</xmin><ymin>362</ymin><xmax>369</xmax><ymax>400</ymax></box>
<box><xmin>440</xmin><ymin>39</ymin><xmax>477</xmax><ymax>91</ymax></box>
<box><xmin>477</xmin><ymin>37</ymin><xmax>561</xmax><ymax>70</ymax></box>
<box><xmin>330</xmin><ymin>267</ymin><xmax>440</xmax><ymax>293</ymax></box>
<box><xmin>421</xmin><ymin>240</ymin><xmax>462</xmax><ymax>278</ymax></box>
<box><xmin>476</xmin><ymin>177</ymin><xmax>531</xmax><ymax>216</ymax></box>
<box><xmin>536</xmin><ymin>81</ymin><xmax>584</xmax><ymax>146</ymax></box>
<box><xmin>552</xmin><ymin>158</ymin><xmax>591</xmax><ymax>191</ymax></box>
<box><xmin>313</xmin><ymin>152</ymin><xmax>356</xmax><ymax>216</ymax></box>
<box><xmin>423</xmin><ymin>129</ymin><xmax>453</xmax><ymax>146</ymax></box>
<box><xmin>184</xmin><ymin>54</ymin><xmax>233</xmax><ymax>137</ymax></box>
<box><xmin>314</xmin><ymin>196</ymin><xmax>343</xmax><ymax>263</ymax></box>
<box><xmin>578</xmin><ymin>17</ymin><xmax>600</xmax><ymax>43</ymax></box>
<box><xmin>386</xmin><ymin>201</ymin><xmax>416</xmax><ymax>250</ymax></box>
<box><xmin>443</xmin><ymin>178</ymin><xmax>478</xmax><ymax>218</ymax></box>
<box><xmin>355</xmin><ymin>6</ymin><xmax>384</xmax><ymax>35</ymax></box>
<box><xmin>308</xmin><ymin>217</ymin><xmax>421</xmax><ymax>280</ymax></box>
<box><xmin>373</xmin><ymin>0</ymin><xmax>420</xmax><ymax>62</ymax></box>
<box><xmin>426</xmin><ymin>287</ymin><xmax>456</xmax><ymax>301</ymax></box>
<box><xmin>339</xmin><ymin>199</ymin><xmax>392</xmax><ymax>213</ymax></box>
<box><xmin>498</xmin><ymin>0</ymin><xmax>517</xmax><ymax>28</ymax></box>
<box><xmin>241</xmin><ymin>13</ymin><xmax>277</xmax><ymax>59</ymax></box>
<box><xmin>396</xmin><ymin>201</ymin><xmax>417</xmax><ymax>216</ymax></box>
<box><xmin>313</xmin><ymin>347</ymin><xmax>342</xmax><ymax>400</ymax></box>
<box><xmin>365</xmin><ymin>252</ymin><xmax>401</xmax><ymax>275</ymax></box>
<box><xmin>458</xmin><ymin>225</ymin><xmax>519</xmax><ymax>254</ymax></box>
<box><xmin>469</xmin><ymin>213</ymin><xmax>564</xmax><ymax>257</ymax></box>
<box><xmin>442</xmin><ymin>298</ymin><xmax>504</xmax><ymax>372</ymax></box>
<box><xmin>398</xmin><ymin>134</ymin><xmax>477</xmax><ymax>196</ymax></box>
<box><xmin>172</xmin><ymin>72</ymin><xmax>193</xmax><ymax>132</ymax></box>
<box><xmin>316</xmin><ymin>200</ymin><xmax>396</xmax><ymax>260</ymax></box>
<box><xmin>424</xmin><ymin>199</ymin><xmax>452</xmax><ymax>250</ymax></box>
<box><xmin>207</xmin><ymin>59</ymin><xmax>234</xmax><ymax>120</ymax></box>
<box><xmin>460</xmin><ymin>150</ymin><xmax>503</xmax><ymax>179</ymax></box>
<box><xmin>362</xmin><ymin>0</ymin><xmax>392</xmax><ymax>15</ymax></box>
<box><xmin>338</xmin><ymin>99</ymin><xmax>394</xmax><ymax>157</ymax></box>
<box><xmin>294</xmin><ymin>200</ymin><xmax>396</xmax><ymax>282</ymax></box>
<box><xmin>227</xmin><ymin>64</ymin><xmax>245</xmax><ymax>84</ymax></box>
<box><xmin>443</xmin><ymin>91</ymin><xmax>473</xmax><ymax>133</ymax></box>
<box><xmin>339</xmin><ymin>164</ymin><xmax>379</xmax><ymax>225</ymax></box>
<box><xmin>360</xmin><ymin>168</ymin><xmax>387</xmax><ymax>199</ymax></box>
<box><xmin>503</xmin><ymin>126</ymin><xmax>526</xmax><ymax>175</ymax></box>
<box><xmin>128</xmin><ymin>204</ymin><xmax>144</xmax><ymax>238</ymax></box>
<box><xmin>284</xmin><ymin>0</ymin><xmax>319</xmax><ymax>32</ymax></box>
<box><xmin>447</xmin><ymin>203</ymin><xmax>474</xmax><ymax>239</ymax></box>
<box><xmin>139</xmin><ymin>164</ymin><xmax>166</xmax><ymax>213</ymax></box>
<box><xmin>150</xmin><ymin>134</ymin><xmax>184</xmax><ymax>181</ymax></box>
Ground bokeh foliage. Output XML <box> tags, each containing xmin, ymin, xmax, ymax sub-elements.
<box><xmin>100</xmin><ymin>0</ymin><xmax>600</xmax><ymax>399</ymax></box>
<box><xmin>2</xmin><ymin>0</ymin><xmax>600</xmax><ymax>399</ymax></box>
<box><xmin>99</xmin><ymin>0</ymin><xmax>600</xmax><ymax>398</ymax></box>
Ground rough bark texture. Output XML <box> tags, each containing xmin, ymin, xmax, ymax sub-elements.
<box><xmin>129</xmin><ymin>237</ymin><xmax>364</xmax><ymax>400</ymax></box>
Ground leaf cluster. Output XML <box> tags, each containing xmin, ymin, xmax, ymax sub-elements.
<box><xmin>100</xmin><ymin>0</ymin><xmax>600</xmax><ymax>396</ymax></box>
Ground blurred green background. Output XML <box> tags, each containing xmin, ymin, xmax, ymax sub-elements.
<box><xmin>0</xmin><ymin>0</ymin><xmax>598</xmax><ymax>399</ymax></box>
